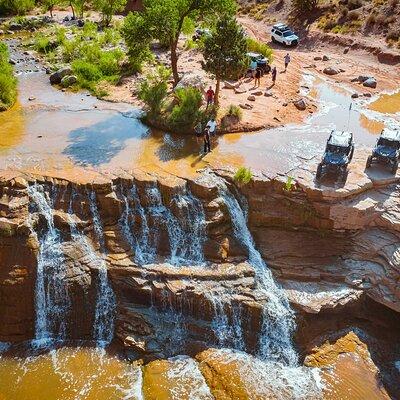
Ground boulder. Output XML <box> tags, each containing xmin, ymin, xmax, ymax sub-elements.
<box><xmin>234</xmin><ymin>87</ymin><xmax>247</xmax><ymax>94</ymax></box>
<box><xmin>264</xmin><ymin>91</ymin><xmax>273</xmax><ymax>97</ymax></box>
<box><xmin>351</xmin><ymin>93</ymin><xmax>359</xmax><ymax>99</ymax></box>
<box><xmin>224</xmin><ymin>80</ymin><xmax>240</xmax><ymax>89</ymax></box>
<box><xmin>322</xmin><ymin>55</ymin><xmax>330</xmax><ymax>61</ymax></box>
<box><xmin>9</xmin><ymin>23</ymin><xmax>23</xmax><ymax>31</ymax></box>
<box><xmin>251</xmin><ymin>91</ymin><xmax>263</xmax><ymax>96</ymax></box>
<box><xmin>294</xmin><ymin>98</ymin><xmax>307</xmax><ymax>110</ymax></box>
<box><xmin>247</xmin><ymin>95</ymin><xmax>256</xmax><ymax>101</ymax></box>
<box><xmin>363</xmin><ymin>77</ymin><xmax>377</xmax><ymax>88</ymax></box>
<box><xmin>175</xmin><ymin>73</ymin><xmax>206</xmax><ymax>92</ymax></box>
<box><xmin>50</xmin><ymin>67</ymin><xmax>73</xmax><ymax>85</ymax></box>
<box><xmin>239</xmin><ymin>103</ymin><xmax>253</xmax><ymax>110</ymax></box>
<box><xmin>314</xmin><ymin>56</ymin><xmax>322</xmax><ymax>61</ymax></box>
<box><xmin>60</xmin><ymin>75</ymin><xmax>78</xmax><ymax>88</ymax></box>
<box><xmin>344</xmin><ymin>47</ymin><xmax>350</xmax><ymax>54</ymax></box>
<box><xmin>323</xmin><ymin>66</ymin><xmax>340</xmax><ymax>75</ymax></box>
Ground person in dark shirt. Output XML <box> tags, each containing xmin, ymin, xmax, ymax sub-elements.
<box><xmin>271</xmin><ymin>66</ymin><xmax>277</xmax><ymax>85</ymax></box>
<box><xmin>203</xmin><ymin>127</ymin><xmax>211</xmax><ymax>153</ymax></box>
<box><xmin>254</xmin><ymin>68</ymin><xmax>262</xmax><ymax>87</ymax></box>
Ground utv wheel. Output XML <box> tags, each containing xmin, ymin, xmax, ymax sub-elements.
<box><xmin>349</xmin><ymin>146</ymin><xmax>354</xmax><ymax>161</ymax></box>
<box><xmin>391</xmin><ymin>160</ymin><xmax>398</xmax><ymax>175</ymax></box>
<box><xmin>340</xmin><ymin>170</ymin><xmax>348</xmax><ymax>183</ymax></box>
<box><xmin>316</xmin><ymin>164</ymin><xmax>323</xmax><ymax>180</ymax></box>
<box><xmin>272</xmin><ymin>36</ymin><xmax>277</xmax><ymax>43</ymax></box>
<box><xmin>366</xmin><ymin>155</ymin><xmax>373</xmax><ymax>169</ymax></box>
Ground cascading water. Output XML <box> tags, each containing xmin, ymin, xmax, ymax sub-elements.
<box><xmin>203</xmin><ymin>174</ymin><xmax>298</xmax><ymax>365</ymax></box>
<box><xmin>88</xmin><ymin>191</ymin><xmax>116</xmax><ymax>345</ymax></box>
<box><xmin>28</xmin><ymin>184</ymin><xmax>70</xmax><ymax>344</ymax></box>
<box><xmin>209</xmin><ymin>296</ymin><xmax>245</xmax><ymax>351</ymax></box>
<box><xmin>119</xmin><ymin>183</ymin><xmax>206</xmax><ymax>267</ymax></box>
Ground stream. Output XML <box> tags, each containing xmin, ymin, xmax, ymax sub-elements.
<box><xmin>0</xmin><ymin>38</ymin><xmax>399</xmax><ymax>399</ymax></box>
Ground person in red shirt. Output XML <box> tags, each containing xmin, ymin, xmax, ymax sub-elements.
<box><xmin>206</xmin><ymin>86</ymin><xmax>215</xmax><ymax>109</ymax></box>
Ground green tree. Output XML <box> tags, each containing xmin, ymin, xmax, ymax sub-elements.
<box><xmin>122</xmin><ymin>12</ymin><xmax>153</xmax><ymax>72</ymax></box>
<box><xmin>123</xmin><ymin>0</ymin><xmax>236</xmax><ymax>86</ymax></box>
<box><xmin>93</xmin><ymin>0</ymin><xmax>127</xmax><ymax>27</ymax></box>
<box><xmin>202</xmin><ymin>16</ymin><xmax>248</xmax><ymax>105</ymax></box>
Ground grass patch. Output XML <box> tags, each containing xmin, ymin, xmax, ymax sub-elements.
<box><xmin>234</xmin><ymin>167</ymin><xmax>252</xmax><ymax>185</ymax></box>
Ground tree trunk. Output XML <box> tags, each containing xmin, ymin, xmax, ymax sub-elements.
<box><xmin>70</xmin><ymin>1</ymin><xmax>75</xmax><ymax>19</ymax></box>
<box><xmin>215</xmin><ymin>79</ymin><xmax>221</xmax><ymax>106</ymax></box>
<box><xmin>171</xmin><ymin>40</ymin><xmax>179</xmax><ymax>87</ymax></box>
<box><xmin>50</xmin><ymin>7</ymin><xmax>53</xmax><ymax>18</ymax></box>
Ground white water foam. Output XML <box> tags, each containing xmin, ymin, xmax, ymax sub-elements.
<box><xmin>88</xmin><ymin>191</ymin><xmax>116</xmax><ymax>346</ymax></box>
<box><xmin>28</xmin><ymin>184</ymin><xmax>70</xmax><ymax>344</ymax></box>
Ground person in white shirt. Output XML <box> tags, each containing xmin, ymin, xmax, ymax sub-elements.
<box><xmin>206</xmin><ymin>118</ymin><xmax>217</xmax><ymax>136</ymax></box>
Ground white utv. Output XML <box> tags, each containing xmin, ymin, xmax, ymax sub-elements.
<box><xmin>271</xmin><ymin>23</ymin><xmax>299</xmax><ymax>46</ymax></box>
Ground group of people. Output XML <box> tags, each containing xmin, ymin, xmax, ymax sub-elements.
<box><xmin>252</xmin><ymin>53</ymin><xmax>291</xmax><ymax>87</ymax></box>
<box><xmin>195</xmin><ymin>53</ymin><xmax>292</xmax><ymax>152</ymax></box>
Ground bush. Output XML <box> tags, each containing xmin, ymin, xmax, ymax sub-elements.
<box><xmin>292</xmin><ymin>0</ymin><xmax>318</xmax><ymax>13</ymax></box>
<box><xmin>234</xmin><ymin>167</ymin><xmax>252</xmax><ymax>185</ymax></box>
<box><xmin>169</xmin><ymin>87</ymin><xmax>203</xmax><ymax>129</ymax></box>
<box><xmin>0</xmin><ymin>0</ymin><xmax>35</xmax><ymax>15</ymax></box>
<box><xmin>246</xmin><ymin>38</ymin><xmax>273</xmax><ymax>62</ymax></box>
<box><xmin>226</xmin><ymin>104</ymin><xmax>243</xmax><ymax>120</ymax></box>
<box><xmin>0</xmin><ymin>43</ymin><xmax>17</xmax><ymax>110</ymax></box>
<box><xmin>138</xmin><ymin>66</ymin><xmax>170</xmax><ymax>116</ymax></box>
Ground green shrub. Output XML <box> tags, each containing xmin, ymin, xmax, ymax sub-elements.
<box><xmin>284</xmin><ymin>176</ymin><xmax>295</xmax><ymax>192</ymax></box>
<box><xmin>0</xmin><ymin>0</ymin><xmax>35</xmax><ymax>15</ymax></box>
<box><xmin>182</xmin><ymin>17</ymin><xmax>195</xmax><ymax>35</ymax></box>
<box><xmin>226</xmin><ymin>104</ymin><xmax>243</xmax><ymax>120</ymax></box>
<box><xmin>138</xmin><ymin>65</ymin><xmax>171</xmax><ymax>116</ymax></box>
<box><xmin>72</xmin><ymin>59</ymin><xmax>102</xmax><ymax>82</ymax></box>
<box><xmin>292</xmin><ymin>0</ymin><xmax>318</xmax><ymax>13</ymax></box>
<box><xmin>234</xmin><ymin>167</ymin><xmax>252</xmax><ymax>185</ymax></box>
<box><xmin>246</xmin><ymin>38</ymin><xmax>273</xmax><ymax>62</ymax></box>
<box><xmin>34</xmin><ymin>35</ymin><xmax>53</xmax><ymax>53</ymax></box>
<box><xmin>0</xmin><ymin>43</ymin><xmax>17</xmax><ymax>109</ymax></box>
<box><xmin>169</xmin><ymin>87</ymin><xmax>203</xmax><ymax>129</ymax></box>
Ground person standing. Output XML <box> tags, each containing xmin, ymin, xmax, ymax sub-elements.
<box><xmin>254</xmin><ymin>67</ymin><xmax>262</xmax><ymax>87</ymax></box>
<box><xmin>206</xmin><ymin>86</ymin><xmax>215</xmax><ymax>109</ymax></box>
<box><xmin>271</xmin><ymin>66</ymin><xmax>277</xmax><ymax>85</ymax></box>
<box><xmin>203</xmin><ymin>127</ymin><xmax>211</xmax><ymax>153</ymax></box>
<box><xmin>250</xmin><ymin>58</ymin><xmax>257</xmax><ymax>78</ymax></box>
<box><xmin>284</xmin><ymin>53</ymin><xmax>291</xmax><ymax>72</ymax></box>
<box><xmin>194</xmin><ymin>121</ymin><xmax>202</xmax><ymax>144</ymax></box>
<box><xmin>206</xmin><ymin>117</ymin><xmax>217</xmax><ymax>137</ymax></box>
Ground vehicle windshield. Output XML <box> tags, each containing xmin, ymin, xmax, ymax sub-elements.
<box><xmin>283</xmin><ymin>30</ymin><xmax>294</xmax><ymax>37</ymax></box>
<box><xmin>327</xmin><ymin>144</ymin><xmax>347</xmax><ymax>154</ymax></box>
<box><xmin>377</xmin><ymin>138</ymin><xmax>399</xmax><ymax>149</ymax></box>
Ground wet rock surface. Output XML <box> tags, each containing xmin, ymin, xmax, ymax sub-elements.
<box><xmin>1</xmin><ymin>168</ymin><xmax>400</xmax><ymax>396</ymax></box>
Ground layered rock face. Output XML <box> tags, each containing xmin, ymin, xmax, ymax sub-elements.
<box><xmin>0</xmin><ymin>169</ymin><xmax>399</xmax><ymax>369</ymax></box>
<box><xmin>0</xmin><ymin>172</ymin><xmax>264</xmax><ymax>356</ymax></box>
<box><xmin>226</xmin><ymin>171</ymin><xmax>400</xmax><ymax>316</ymax></box>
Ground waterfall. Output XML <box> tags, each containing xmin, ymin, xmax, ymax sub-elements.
<box><xmin>119</xmin><ymin>185</ymin><xmax>155</xmax><ymax>265</ymax></box>
<box><xmin>88</xmin><ymin>191</ymin><xmax>116</xmax><ymax>345</ymax></box>
<box><xmin>119</xmin><ymin>183</ymin><xmax>206</xmax><ymax>267</ymax></box>
<box><xmin>209</xmin><ymin>296</ymin><xmax>245</xmax><ymax>351</ymax></box>
<box><xmin>28</xmin><ymin>185</ymin><xmax>70</xmax><ymax>343</ymax></box>
<box><xmin>204</xmin><ymin>174</ymin><xmax>298</xmax><ymax>366</ymax></box>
